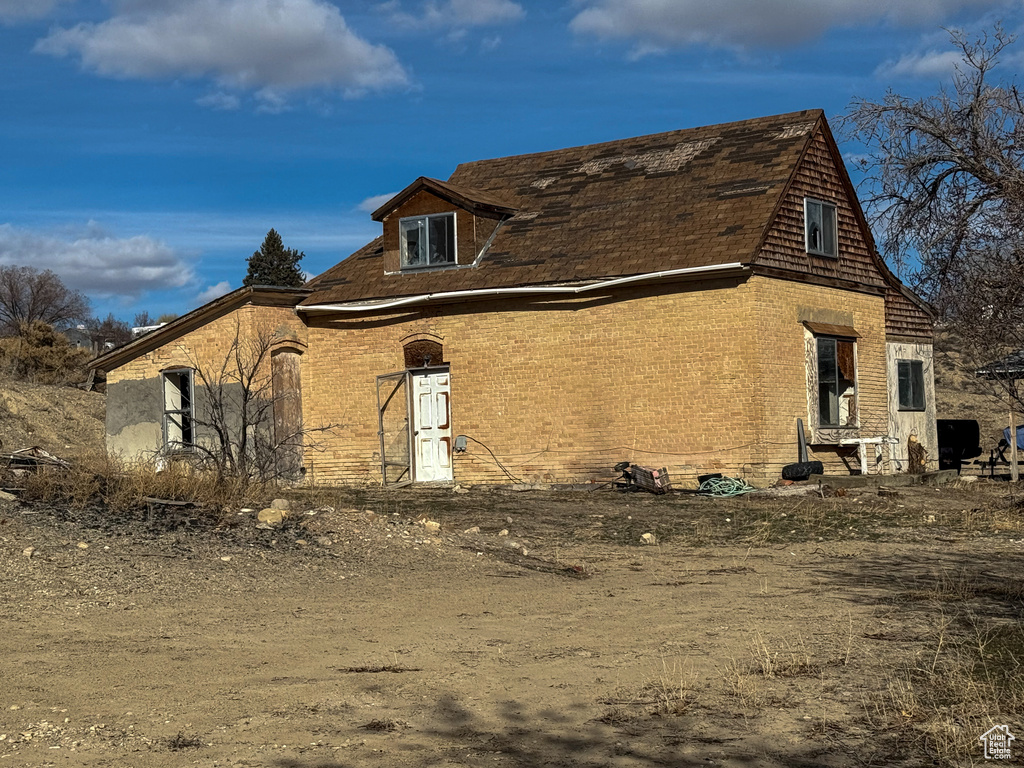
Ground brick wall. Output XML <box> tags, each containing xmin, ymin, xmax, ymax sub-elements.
<box><xmin>301</xmin><ymin>274</ymin><xmax>889</xmax><ymax>486</ymax></box>
<box><xmin>750</xmin><ymin>278</ymin><xmax>888</xmax><ymax>476</ymax></box>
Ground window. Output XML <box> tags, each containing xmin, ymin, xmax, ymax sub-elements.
<box><xmin>817</xmin><ymin>336</ymin><xmax>857</xmax><ymax>427</ymax></box>
<box><xmin>805</xmin><ymin>198</ymin><xmax>837</xmax><ymax>257</ymax></box>
<box><xmin>162</xmin><ymin>369</ymin><xmax>194</xmax><ymax>449</ymax></box>
<box><xmin>400</xmin><ymin>213</ymin><xmax>456</xmax><ymax>268</ymax></box>
<box><xmin>897</xmin><ymin>359</ymin><xmax>926</xmax><ymax>411</ymax></box>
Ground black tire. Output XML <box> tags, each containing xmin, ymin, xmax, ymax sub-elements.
<box><xmin>781</xmin><ymin>461</ymin><xmax>823</xmax><ymax>481</ymax></box>
<box><xmin>697</xmin><ymin>473</ymin><xmax>723</xmax><ymax>485</ymax></box>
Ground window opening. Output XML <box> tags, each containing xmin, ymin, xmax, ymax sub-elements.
<box><xmin>400</xmin><ymin>213</ymin><xmax>456</xmax><ymax>268</ymax></box>
<box><xmin>897</xmin><ymin>359</ymin><xmax>926</xmax><ymax>411</ymax></box>
<box><xmin>817</xmin><ymin>337</ymin><xmax>856</xmax><ymax>427</ymax></box>
<box><xmin>805</xmin><ymin>198</ymin><xmax>838</xmax><ymax>257</ymax></box>
<box><xmin>162</xmin><ymin>368</ymin><xmax>194</xmax><ymax>449</ymax></box>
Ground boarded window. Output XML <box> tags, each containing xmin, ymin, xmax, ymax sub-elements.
<box><xmin>404</xmin><ymin>339</ymin><xmax>444</xmax><ymax>369</ymax></box>
<box><xmin>816</xmin><ymin>336</ymin><xmax>856</xmax><ymax>427</ymax></box>
<box><xmin>897</xmin><ymin>359</ymin><xmax>926</xmax><ymax>411</ymax></box>
<box><xmin>162</xmin><ymin>368</ymin><xmax>194</xmax><ymax>449</ymax></box>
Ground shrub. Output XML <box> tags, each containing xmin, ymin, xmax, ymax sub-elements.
<box><xmin>0</xmin><ymin>321</ymin><xmax>91</xmax><ymax>384</ymax></box>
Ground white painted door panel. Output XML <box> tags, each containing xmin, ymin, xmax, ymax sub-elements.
<box><xmin>412</xmin><ymin>370</ymin><xmax>452</xmax><ymax>482</ymax></box>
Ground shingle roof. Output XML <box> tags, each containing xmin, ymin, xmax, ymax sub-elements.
<box><xmin>371</xmin><ymin>177</ymin><xmax>519</xmax><ymax>221</ymax></box>
<box><xmin>304</xmin><ymin>109</ymin><xmax>823</xmax><ymax>306</ymax></box>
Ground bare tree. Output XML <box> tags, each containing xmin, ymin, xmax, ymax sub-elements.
<box><xmin>842</xmin><ymin>25</ymin><xmax>1024</xmax><ymax>306</ymax></box>
<box><xmin>88</xmin><ymin>313</ymin><xmax>132</xmax><ymax>349</ymax></box>
<box><xmin>843</xmin><ymin>25</ymin><xmax>1024</xmax><ymax>408</ymax></box>
<box><xmin>181</xmin><ymin>322</ymin><xmax>334</xmax><ymax>485</ymax></box>
<box><xmin>0</xmin><ymin>266</ymin><xmax>91</xmax><ymax>336</ymax></box>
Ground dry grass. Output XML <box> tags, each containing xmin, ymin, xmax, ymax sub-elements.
<box><xmin>17</xmin><ymin>451</ymin><xmax>271</xmax><ymax>522</ymax></box>
<box><xmin>869</xmin><ymin>562</ymin><xmax>1024</xmax><ymax>767</ymax></box>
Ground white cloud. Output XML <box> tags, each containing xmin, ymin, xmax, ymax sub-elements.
<box><xmin>881</xmin><ymin>49</ymin><xmax>966</xmax><ymax>78</ymax></box>
<box><xmin>357</xmin><ymin>192</ymin><xmax>400</xmax><ymax>213</ymax></box>
<box><xmin>35</xmin><ymin>0</ymin><xmax>408</xmax><ymax>101</ymax></box>
<box><xmin>195</xmin><ymin>280</ymin><xmax>231</xmax><ymax>305</ymax></box>
<box><xmin>386</xmin><ymin>0</ymin><xmax>524</xmax><ymax>29</ymax></box>
<box><xmin>0</xmin><ymin>222</ymin><xmax>195</xmax><ymax>301</ymax></box>
<box><xmin>569</xmin><ymin>0</ymin><xmax>1003</xmax><ymax>50</ymax></box>
<box><xmin>195</xmin><ymin>91</ymin><xmax>241</xmax><ymax>111</ymax></box>
<box><xmin>0</xmin><ymin>0</ymin><xmax>68</xmax><ymax>23</ymax></box>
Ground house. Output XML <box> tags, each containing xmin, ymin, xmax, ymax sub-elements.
<box><xmin>90</xmin><ymin>109</ymin><xmax>937</xmax><ymax>487</ymax></box>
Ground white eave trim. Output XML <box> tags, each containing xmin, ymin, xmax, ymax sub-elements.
<box><xmin>298</xmin><ymin>262</ymin><xmax>749</xmax><ymax>314</ymax></box>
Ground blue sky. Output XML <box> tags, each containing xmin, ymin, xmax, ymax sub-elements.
<box><xmin>1</xmin><ymin>0</ymin><xmax>1021</xmax><ymax>322</ymax></box>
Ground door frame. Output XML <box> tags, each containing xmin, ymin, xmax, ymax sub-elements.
<box><xmin>409</xmin><ymin>365</ymin><xmax>453</xmax><ymax>483</ymax></box>
<box><xmin>376</xmin><ymin>365</ymin><xmax>453</xmax><ymax>486</ymax></box>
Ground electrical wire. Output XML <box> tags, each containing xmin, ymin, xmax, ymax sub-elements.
<box><xmin>461</xmin><ymin>436</ymin><xmax>523</xmax><ymax>483</ymax></box>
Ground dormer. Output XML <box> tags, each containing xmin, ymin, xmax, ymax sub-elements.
<box><xmin>372</xmin><ymin>177</ymin><xmax>518</xmax><ymax>274</ymax></box>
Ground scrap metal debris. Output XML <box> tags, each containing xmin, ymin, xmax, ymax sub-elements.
<box><xmin>3</xmin><ymin>447</ymin><xmax>70</xmax><ymax>471</ymax></box>
<box><xmin>613</xmin><ymin>462</ymin><xmax>672</xmax><ymax>494</ymax></box>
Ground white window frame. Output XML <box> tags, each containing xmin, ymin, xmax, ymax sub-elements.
<box><xmin>162</xmin><ymin>368</ymin><xmax>195</xmax><ymax>451</ymax></box>
<box><xmin>399</xmin><ymin>212</ymin><xmax>457</xmax><ymax>269</ymax></box>
<box><xmin>804</xmin><ymin>198</ymin><xmax>838</xmax><ymax>258</ymax></box>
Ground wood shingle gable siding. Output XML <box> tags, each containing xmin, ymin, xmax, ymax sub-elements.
<box><xmin>753</xmin><ymin>123</ymin><xmax>885</xmax><ymax>292</ymax></box>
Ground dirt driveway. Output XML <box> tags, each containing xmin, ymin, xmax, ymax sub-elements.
<box><xmin>2</xmin><ymin>482</ymin><xmax>1022</xmax><ymax>767</ymax></box>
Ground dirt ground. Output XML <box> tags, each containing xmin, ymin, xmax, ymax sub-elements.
<box><xmin>2</xmin><ymin>481</ymin><xmax>1023</xmax><ymax>768</ymax></box>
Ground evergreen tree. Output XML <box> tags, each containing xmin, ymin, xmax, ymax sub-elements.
<box><xmin>243</xmin><ymin>229</ymin><xmax>306</xmax><ymax>288</ymax></box>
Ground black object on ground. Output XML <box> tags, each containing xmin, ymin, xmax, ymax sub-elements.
<box><xmin>781</xmin><ymin>461</ymin><xmax>824</xmax><ymax>481</ymax></box>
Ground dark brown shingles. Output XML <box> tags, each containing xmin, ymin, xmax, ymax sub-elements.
<box><xmin>303</xmin><ymin>110</ymin><xmax>822</xmax><ymax>306</ymax></box>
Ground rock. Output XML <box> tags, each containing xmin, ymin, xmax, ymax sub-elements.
<box><xmin>363</xmin><ymin>511</ymin><xmax>378</xmax><ymax>524</ymax></box>
<box><xmin>959</xmin><ymin>474</ymin><xmax>978</xmax><ymax>483</ymax></box>
<box><xmin>498</xmin><ymin>529</ymin><xmax>509</xmax><ymax>537</ymax></box>
<box><xmin>77</xmin><ymin>542</ymin><xmax>89</xmax><ymax>550</ymax></box>
<box><xmin>22</xmin><ymin>547</ymin><xmax>34</xmax><ymax>559</ymax></box>
<box><xmin>453</xmin><ymin>485</ymin><xmax>469</xmax><ymax>494</ymax></box>
<box><xmin>505</xmin><ymin>516</ymin><xmax>513</xmax><ymax>524</ymax></box>
<box><xmin>220</xmin><ymin>556</ymin><xmax>232</xmax><ymax>562</ymax></box>
<box><xmin>258</xmin><ymin>508</ymin><xmax>285</xmax><ymax>526</ymax></box>
<box><xmin>295</xmin><ymin>539</ymin><xmax>308</xmax><ymax>546</ymax></box>
<box><xmin>0</xmin><ymin>490</ymin><xmax>17</xmax><ymax>502</ymax></box>
<box><xmin>463</xmin><ymin>526</ymin><xmax>481</xmax><ymax>534</ymax></box>
<box><xmin>316</xmin><ymin>536</ymin><xmax>333</xmax><ymax>547</ymax></box>
<box><xmin>640</xmin><ymin>532</ymin><xmax>657</xmax><ymax>545</ymax></box>
<box><xmin>270</xmin><ymin>498</ymin><xmax>291</xmax><ymax>511</ymax></box>
<box><xmin>240</xmin><ymin>507</ymin><xmax>255</xmax><ymax>514</ymax></box>
<box><xmin>423</xmin><ymin>521</ymin><xmax>441</xmax><ymax>532</ymax></box>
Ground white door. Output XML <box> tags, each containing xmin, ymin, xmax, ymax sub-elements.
<box><xmin>412</xmin><ymin>369</ymin><xmax>452</xmax><ymax>482</ymax></box>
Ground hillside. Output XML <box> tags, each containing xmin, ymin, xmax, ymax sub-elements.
<box><xmin>0</xmin><ymin>380</ymin><xmax>105</xmax><ymax>460</ymax></box>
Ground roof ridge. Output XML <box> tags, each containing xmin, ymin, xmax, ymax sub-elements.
<box><xmin>451</xmin><ymin>109</ymin><xmax>824</xmax><ymax>173</ymax></box>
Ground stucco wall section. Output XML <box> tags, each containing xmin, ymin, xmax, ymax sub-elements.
<box><xmin>886</xmin><ymin>341</ymin><xmax>939</xmax><ymax>471</ymax></box>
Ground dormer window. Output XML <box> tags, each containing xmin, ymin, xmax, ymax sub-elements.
<box><xmin>805</xmin><ymin>198</ymin><xmax>837</xmax><ymax>257</ymax></box>
<box><xmin>400</xmin><ymin>212</ymin><xmax>456</xmax><ymax>268</ymax></box>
